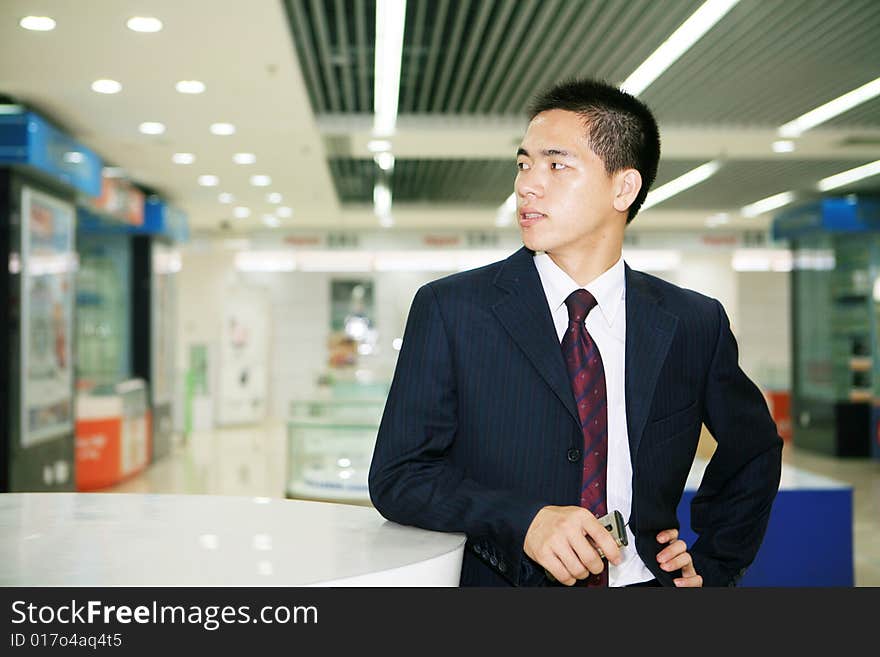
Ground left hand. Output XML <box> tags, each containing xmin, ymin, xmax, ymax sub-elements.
<box><xmin>656</xmin><ymin>529</ymin><xmax>703</xmax><ymax>587</ymax></box>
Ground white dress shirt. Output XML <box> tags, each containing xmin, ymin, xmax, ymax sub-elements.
<box><xmin>533</xmin><ymin>252</ymin><xmax>655</xmax><ymax>586</ymax></box>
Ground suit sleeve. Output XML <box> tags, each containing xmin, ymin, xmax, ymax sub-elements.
<box><xmin>691</xmin><ymin>299</ymin><xmax>783</xmax><ymax>586</ymax></box>
<box><xmin>369</xmin><ymin>283</ymin><xmax>547</xmax><ymax>585</ymax></box>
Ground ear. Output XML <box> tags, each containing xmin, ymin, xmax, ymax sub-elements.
<box><xmin>612</xmin><ymin>169</ymin><xmax>642</xmax><ymax>213</ymax></box>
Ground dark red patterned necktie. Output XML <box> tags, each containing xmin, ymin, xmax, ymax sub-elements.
<box><xmin>561</xmin><ymin>289</ymin><xmax>608</xmax><ymax>587</ymax></box>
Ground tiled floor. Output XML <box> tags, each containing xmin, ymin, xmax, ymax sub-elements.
<box><xmin>105</xmin><ymin>422</ymin><xmax>880</xmax><ymax>586</ymax></box>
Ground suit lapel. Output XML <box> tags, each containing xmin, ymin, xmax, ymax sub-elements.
<box><xmin>491</xmin><ymin>247</ymin><xmax>580</xmax><ymax>426</ymax></box>
<box><xmin>624</xmin><ymin>265</ymin><xmax>679</xmax><ymax>460</ymax></box>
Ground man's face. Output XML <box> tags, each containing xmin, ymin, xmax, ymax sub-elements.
<box><xmin>515</xmin><ymin>109</ymin><xmax>622</xmax><ymax>256</ymax></box>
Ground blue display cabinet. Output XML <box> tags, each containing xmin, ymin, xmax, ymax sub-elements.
<box><xmin>0</xmin><ymin>108</ymin><xmax>102</xmax><ymax>491</ymax></box>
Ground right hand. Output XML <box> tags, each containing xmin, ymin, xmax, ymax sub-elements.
<box><xmin>524</xmin><ymin>506</ymin><xmax>623</xmax><ymax>586</ymax></box>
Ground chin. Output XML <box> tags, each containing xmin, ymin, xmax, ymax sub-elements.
<box><xmin>519</xmin><ymin>229</ymin><xmax>543</xmax><ymax>253</ymax></box>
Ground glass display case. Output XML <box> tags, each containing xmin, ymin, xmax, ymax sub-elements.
<box><xmin>289</xmin><ymin>398</ymin><xmax>386</xmax><ymax>424</ymax></box>
<box><xmin>778</xmin><ymin>198</ymin><xmax>880</xmax><ymax>458</ymax></box>
<box><xmin>286</xmin><ymin>418</ymin><xmax>378</xmax><ymax>505</ymax></box>
<box><xmin>75</xmin><ymin>231</ymin><xmax>131</xmax><ymax>388</ymax></box>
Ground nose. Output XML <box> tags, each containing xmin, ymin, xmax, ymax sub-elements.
<box><xmin>515</xmin><ymin>168</ymin><xmax>543</xmax><ymax>201</ymax></box>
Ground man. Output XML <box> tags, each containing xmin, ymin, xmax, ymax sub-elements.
<box><xmin>369</xmin><ymin>78</ymin><xmax>782</xmax><ymax>587</ymax></box>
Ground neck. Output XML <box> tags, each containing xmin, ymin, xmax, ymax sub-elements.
<box><xmin>546</xmin><ymin>230</ymin><xmax>624</xmax><ymax>287</ymax></box>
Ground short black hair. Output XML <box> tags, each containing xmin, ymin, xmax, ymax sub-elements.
<box><xmin>527</xmin><ymin>78</ymin><xmax>661</xmax><ymax>223</ymax></box>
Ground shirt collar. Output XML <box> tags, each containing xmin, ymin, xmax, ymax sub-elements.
<box><xmin>533</xmin><ymin>252</ymin><xmax>625</xmax><ymax>329</ymax></box>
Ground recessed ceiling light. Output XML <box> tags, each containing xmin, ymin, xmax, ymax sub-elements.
<box><xmin>374</xmin><ymin>152</ymin><xmax>395</xmax><ymax>171</ymax></box>
<box><xmin>233</xmin><ymin>206</ymin><xmax>251</xmax><ymax>219</ymax></box>
<box><xmin>175</xmin><ymin>80</ymin><xmax>205</xmax><ymax>94</ymax></box>
<box><xmin>138</xmin><ymin>122</ymin><xmax>165</xmax><ymax>135</ymax></box>
<box><xmin>233</xmin><ymin>153</ymin><xmax>256</xmax><ymax>165</ymax></box>
<box><xmin>19</xmin><ymin>16</ymin><xmax>56</xmax><ymax>31</ymax></box>
<box><xmin>91</xmin><ymin>79</ymin><xmax>122</xmax><ymax>94</ymax></box>
<box><xmin>250</xmin><ymin>175</ymin><xmax>271</xmax><ymax>187</ymax></box>
<box><xmin>262</xmin><ymin>214</ymin><xmax>281</xmax><ymax>228</ymax></box>
<box><xmin>367</xmin><ymin>139</ymin><xmax>392</xmax><ymax>153</ymax></box>
<box><xmin>172</xmin><ymin>153</ymin><xmax>195</xmax><ymax>165</ymax></box>
<box><xmin>198</xmin><ymin>175</ymin><xmax>219</xmax><ymax>187</ymax></box>
<box><xmin>266</xmin><ymin>192</ymin><xmax>282</xmax><ymax>204</ymax></box>
<box><xmin>210</xmin><ymin>123</ymin><xmax>235</xmax><ymax>136</ymax></box>
<box><xmin>218</xmin><ymin>192</ymin><xmax>234</xmax><ymax>204</ymax></box>
<box><xmin>772</xmin><ymin>140</ymin><xmax>795</xmax><ymax>153</ymax></box>
<box><xmin>126</xmin><ymin>16</ymin><xmax>163</xmax><ymax>33</ymax></box>
<box><xmin>276</xmin><ymin>206</ymin><xmax>293</xmax><ymax>218</ymax></box>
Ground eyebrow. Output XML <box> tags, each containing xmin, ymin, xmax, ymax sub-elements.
<box><xmin>516</xmin><ymin>147</ymin><xmax>575</xmax><ymax>158</ymax></box>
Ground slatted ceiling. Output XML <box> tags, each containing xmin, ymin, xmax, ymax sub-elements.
<box><xmin>656</xmin><ymin>159</ymin><xmax>877</xmax><ymax>211</ymax></box>
<box><xmin>444</xmin><ymin>0</ymin><xmax>494</xmax><ymax>113</ymax></box>
<box><xmin>644</xmin><ymin>0</ymin><xmax>880</xmax><ymax>126</ymax></box>
<box><xmin>823</xmin><ymin>95</ymin><xmax>880</xmax><ymax>130</ymax></box>
<box><xmin>353</xmin><ymin>0</ymin><xmax>371</xmax><ymax>112</ymax></box>
<box><xmin>653</xmin><ymin>160</ymin><xmax>710</xmax><ymax>188</ymax></box>
<box><xmin>486</xmin><ymin>0</ymin><xmax>564</xmax><ymax>114</ymax></box>
<box><xmin>328</xmin><ymin>159</ymin><xmax>516</xmax><ymax>203</ymax></box>
<box><xmin>456</xmin><ymin>1</ymin><xmax>516</xmax><ymax>113</ymax></box>
<box><xmin>471</xmin><ymin>1</ymin><xmax>541</xmax><ymax>114</ymax></box>
<box><xmin>284</xmin><ymin>0</ymin><xmax>376</xmax><ymax>114</ymax></box>
<box><xmin>400</xmin><ymin>0</ymin><xmax>427</xmax><ymax>112</ymax></box>
<box><xmin>289</xmin><ymin>1</ymin><xmax>879</xmax><ymax>209</ymax></box>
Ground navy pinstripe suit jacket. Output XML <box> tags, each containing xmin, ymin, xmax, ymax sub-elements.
<box><xmin>369</xmin><ymin>247</ymin><xmax>782</xmax><ymax>587</ymax></box>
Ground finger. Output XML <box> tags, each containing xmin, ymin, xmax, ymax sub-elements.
<box><xmin>555</xmin><ymin>544</ymin><xmax>590</xmax><ymax>582</ymax></box>
<box><xmin>657</xmin><ymin>539</ymin><xmax>687</xmax><ymax>564</ymax></box>
<box><xmin>674</xmin><ymin>574</ymin><xmax>703</xmax><ymax>587</ymax></box>
<box><xmin>659</xmin><ymin>552</ymin><xmax>693</xmax><ymax>573</ymax></box>
<box><xmin>582</xmin><ymin>515</ymin><xmax>622</xmax><ymax>565</ymax></box>
<box><xmin>680</xmin><ymin>558</ymin><xmax>698</xmax><ymax>579</ymax></box>
<box><xmin>571</xmin><ymin>534</ymin><xmax>606</xmax><ymax>576</ymax></box>
<box><xmin>543</xmin><ymin>553</ymin><xmax>576</xmax><ymax>587</ymax></box>
<box><xmin>656</xmin><ymin>528</ymin><xmax>679</xmax><ymax>544</ymax></box>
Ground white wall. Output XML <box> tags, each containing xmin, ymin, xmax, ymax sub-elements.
<box><xmin>174</xmin><ymin>243</ymin><xmax>792</xmax><ymax>425</ymax></box>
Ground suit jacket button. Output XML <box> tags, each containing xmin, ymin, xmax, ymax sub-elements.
<box><xmin>567</xmin><ymin>448</ymin><xmax>581</xmax><ymax>463</ymax></box>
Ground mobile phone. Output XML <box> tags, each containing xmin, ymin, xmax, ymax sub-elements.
<box><xmin>597</xmin><ymin>510</ymin><xmax>628</xmax><ymax>548</ymax></box>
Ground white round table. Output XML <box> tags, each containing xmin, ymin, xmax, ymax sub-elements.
<box><xmin>0</xmin><ymin>493</ymin><xmax>465</xmax><ymax>586</ymax></box>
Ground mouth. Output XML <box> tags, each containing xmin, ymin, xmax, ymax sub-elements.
<box><xmin>519</xmin><ymin>210</ymin><xmax>546</xmax><ymax>227</ymax></box>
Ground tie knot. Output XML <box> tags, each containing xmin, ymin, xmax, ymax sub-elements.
<box><xmin>564</xmin><ymin>289</ymin><xmax>597</xmax><ymax>324</ymax></box>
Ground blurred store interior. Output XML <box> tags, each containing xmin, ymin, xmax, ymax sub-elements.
<box><xmin>1</xmin><ymin>0</ymin><xmax>879</xmax><ymax>586</ymax></box>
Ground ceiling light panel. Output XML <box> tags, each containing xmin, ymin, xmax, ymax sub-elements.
<box><xmin>138</xmin><ymin>122</ymin><xmax>165</xmax><ymax>135</ymax></box>
<box><xmin>127</xmin><ymin>16</ymin><xmax>163</xmax><ymax>33</ymax></box>
<box><xmin>817</xmin><ymin>160</ymin><xmax>880</xmax><ymax>192</ymax></box>
<box><xmin>233</xmin><ymin>153</ymin><xmax>257</xmax><ymax>164</ymax></box>
<box><xmin>778</xmin><ymin>76</ymin><xmax>880</xmax><ymax>137</ymax></box>
<box><xmin>91</xmin><ymin>79</ymin><xmax>122</xmax><ymax>94</ymax></box>
<box><xmin>176</xmin><ymin>80</ymin><xmax>206</xmax><ymax>94</ymax></box>
<box><xmin>19</xmin><ymin>16</ymin><xmax>56</xmax><ymax>31</ymax></box>
<box><xmin>210</xmin><ymin>123</ymin><xmax>236</xmax><ymax>136</ymax></box>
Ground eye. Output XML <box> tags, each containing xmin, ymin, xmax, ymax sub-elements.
<box><xmin>516</xmin><ymin>161</ymin><xmax>529</xmax><ymax>171</ymax></box>
<box><xmin>550</xmin><ymin>162</ymin><xmax>567</xmax><ymax>170</ymax></box>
